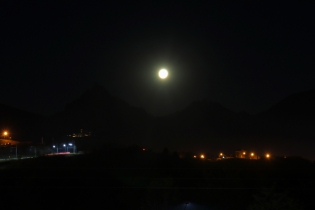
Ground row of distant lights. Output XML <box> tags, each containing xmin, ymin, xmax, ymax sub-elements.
<box><xmin>221</xmin><ymin>151</ymin><xmax>270</xmax><ymax>158</ymax></box>
<box><xmin>193</xmin><ymin>152</ymin><xmax>271</xmax><ymax>159</ymax></box>
<box><xmin>194</xmin><ymin>155</ymin><xmax>205</xmax><ymax>159</ymax></box>
<box><xmin>52</xmin><ymin>143</ymin><xmax>73</xmax><ymax>148</ymax></box>
<box><xmin>142</xmin><ymin>148</ymin><xmax>272</xmax><ymax>160</ymax></box>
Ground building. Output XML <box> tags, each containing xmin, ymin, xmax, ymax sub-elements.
<box><xmin>235</xmin><ymin>149</ymin><xmax>247</xmax><ymax>158</ymax></box>
<box><xmin>68</xmin><ymin>129</ymin><xmax>91</xmax><ymax>138</ymax></box>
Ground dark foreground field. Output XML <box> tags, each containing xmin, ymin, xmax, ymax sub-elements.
<box><xmin>0</xmin><ymin>147</ymin><xmax>314</xmax><ymax>209</ymax></box>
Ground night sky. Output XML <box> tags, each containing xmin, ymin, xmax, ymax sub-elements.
<box><xmin>1</xmin><ymin>1</ymin><xmax>315</xmax><ymax>116</ymax></box>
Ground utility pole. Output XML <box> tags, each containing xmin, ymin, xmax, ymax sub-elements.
<box><xmin>33</xmin><ymin>146</ymin><xmax>36</xmax><ymax>157</ymax></box>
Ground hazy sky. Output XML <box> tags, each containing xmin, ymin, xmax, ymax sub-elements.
<box><xmin>1</xmin><ymin>1</ymin><xmax>315</xmax><ymax>116</ymax></box>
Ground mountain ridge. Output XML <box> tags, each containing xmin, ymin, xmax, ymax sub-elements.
<box><xmin>1</xmin><ymin>86</ymin><xmax>314</xmax><ymax>159</ymax></box>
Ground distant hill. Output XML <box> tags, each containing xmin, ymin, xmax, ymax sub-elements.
<box><xmin>1</xmin><ymin>85</ymin><xmax>315</xmax><ymax>159</ymax></box>
<box><xmin>257</xmin><ymin>90</ymin><xmax>315</xmax><ymax>137</ymax></box>
<box><xmin>149</xmin><ymin>99</ymin><xmax>242</xmax><ymax>152</ymax></box>
<box><xmin>151</xmin><ymin>90</ymin><xmax>315</xmax><ymax>158</ymax></box>
<box><xmin>261</xmin><ymin>89</ymin><xmax>315</xmax><ymax>123</ymax></box>
<box><xmin>47</xmin><ymin>83</ymin><xmax>153</xmax><ymax>146</ymax></box>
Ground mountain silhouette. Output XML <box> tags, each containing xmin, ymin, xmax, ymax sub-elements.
<box><xmin>263</xmin><ymin>89</ymin><xmax>315</xmax><ymax>123</ymax></box>
<box><xmin>149</xmin><ymin>99</ymin><xmax>238</xmax><ymax>152</ymax></box>
<box><xmin>47</xmin><ymin>83</ymin><xmax>152</xmax><ymax>146</ymax></box>
<box><xmin>1</xmin><ymin>85</ymin><xmax>314</xmax><ymax>159</ymax></box>
<box><xmin>257</xmin><ymin>90</ymin><xmax>315</xmax><ymax>137</ymax></box>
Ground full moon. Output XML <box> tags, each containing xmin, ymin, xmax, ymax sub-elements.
<box><xmin>158</xmin><ymin>69</ymin><xmax>168</xmax><ymax>79</ymax></box>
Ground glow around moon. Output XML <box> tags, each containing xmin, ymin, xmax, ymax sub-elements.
<box><xmin>158</xmin><ymin>69</ymin><xmax>168</xmax><ymax>79</ymax></box>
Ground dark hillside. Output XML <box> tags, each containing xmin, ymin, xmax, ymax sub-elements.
<box><xmin>46</xmin><ymin>84</ymin><xmax>153</xmax><ymax>146</ymax></box>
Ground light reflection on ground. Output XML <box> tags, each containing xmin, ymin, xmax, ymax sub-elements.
<box><xmin>170</xmin><ymin>202</ymin><xmax>217</xmax><ymax>210</ymax></box>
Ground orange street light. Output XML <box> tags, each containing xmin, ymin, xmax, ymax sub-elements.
<box><xmin>200</xmin><ymin>154</ymin><xmax>205</xmax><ymax>159</ymax></box>
<box><xmin>251</xmin><ymin>153</ymin><xmax>254</xmax><ymax>156</ymax></box>
<box><xmin>266</xmin><ymin>153</ymin><xmax>270</xmax><ymax>158</ymax></box>
<box><xmin>3</xmin><ymin>131</ymin><xmax>8</xmax><ymax>139</ymax></box>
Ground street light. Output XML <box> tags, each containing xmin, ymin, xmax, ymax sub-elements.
<box><xmin>11</xmin><ymin>144</ymin><xmax>17</xmax><ymax>159</ymax></box>
<box><xmin>63</xmin><ymin>144</ymin><xmax>66</xmax><ymax>152</ymax></box>
<box><xmin>68</xmin><ymin>143</ymin><xmax>73</xmax><ymax>153</ymax></box>
<box><xmin>72</xmin><ymin>140</ymin><xmax>76</xmax><ymax>154</ymax></box>
<box><xmin>30</xmin><ymin>146</ymin><xmax>36</xmax><ymax>157</ymax></box>
<box><xmin>3</xmin><ymin>131</ymin><xmax>8</xmax><ymax>139</ymax></box>
<box><xmin>53</xmin><ymin>145</ymin><xmax>58</xmax><ymax>154</ymax></box>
